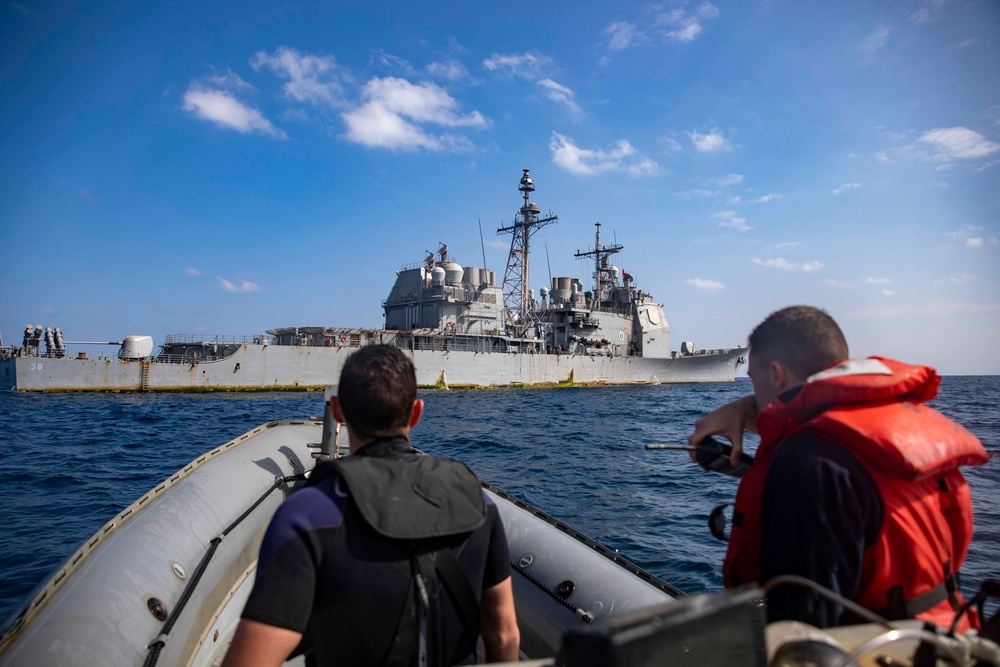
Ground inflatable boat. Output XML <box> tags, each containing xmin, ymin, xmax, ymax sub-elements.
<box><xmin>1</xmin><ymin>414</ymin><xmax>996</xmax><ymax>666</ymax></box>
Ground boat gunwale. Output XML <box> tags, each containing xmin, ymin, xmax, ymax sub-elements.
<box><xmin>0</xmin><ymin>419</ymin><xmax>321</xmax><ymax>652</ymax></box>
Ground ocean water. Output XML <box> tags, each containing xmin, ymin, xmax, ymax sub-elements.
<box><xmin>1</xmin><ymin>377</ymin><xmax>998</xmax><ymax>623</ymax></box>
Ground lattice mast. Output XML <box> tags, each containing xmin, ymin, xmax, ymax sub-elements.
<box><xmin>574</xmin><ymin>223</ymin><xmax>623</xmax><ymax>308</ymax></box>
<box><xmin>497</xmin><ymin>169</ymin><xmax>557</xmax><ymax>330</ymax></box>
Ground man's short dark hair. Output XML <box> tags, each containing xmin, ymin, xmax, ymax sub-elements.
<box><xmin>337</xmin><ymin>345</ymin><xmax>417</xmax><ymax>438</ymax></box>
<box><xmin>748</xmin><ymin>305</ymin><xmax>849</xmax><ymax>379</ymax></box>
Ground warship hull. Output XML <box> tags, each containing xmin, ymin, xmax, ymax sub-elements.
<box><xmin>1</xmin><ymin>341</ymin><xmax>744</xmax><ymax>392</ymax></box>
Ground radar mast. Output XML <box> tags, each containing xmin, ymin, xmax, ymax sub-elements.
<box><xmin>575</xmin><ymin>223</ymin><xmax>623</xmax><ymax>307</ymax></box>
<box><xmin>498</xmin><ymin>169</ymin><xmax>557</xmax><ymax>333</ymax></box>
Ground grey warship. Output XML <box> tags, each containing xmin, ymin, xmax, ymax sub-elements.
<box><xmin>1</xmin><ymin>170</ymin><xmax>746</xmax><ymax>391</ymax></box>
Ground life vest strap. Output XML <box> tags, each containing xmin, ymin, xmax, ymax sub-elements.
<box><xmin>878</xmin><ymin>572</ymin><xmax>960</xmax><ymax>621</ymax></box>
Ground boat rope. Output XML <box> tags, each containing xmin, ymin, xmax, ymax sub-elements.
<box><xmin>510</xmin><ymin>560</ymin><xmax>594</xmax><ymax>624</ymax></box>
<box><xmin>142</xmin><ymin>472</ymin><xmax>306</xmax><ymax>667</ymax></box>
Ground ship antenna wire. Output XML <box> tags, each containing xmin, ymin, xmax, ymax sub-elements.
<box><xmin>546</xmin><ymin>243</ymin><xmax>552</xmax><ymax>287</ymax></box>
<box><xmin>478</xmin><ymin>219</ymin><xmax>488</xmax><ymax>272</ymax></box>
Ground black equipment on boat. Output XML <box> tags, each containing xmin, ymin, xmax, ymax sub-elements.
<box><xmin>645</xmin><ymin>437</ymin><xmax>754</xmax><ymax>478</ymax></box>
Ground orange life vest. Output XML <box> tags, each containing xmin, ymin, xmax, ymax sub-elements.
<box><xmin>723</xmin><ymin>357</ymin><xmax>991</xmax><ymax>630</ymax></box>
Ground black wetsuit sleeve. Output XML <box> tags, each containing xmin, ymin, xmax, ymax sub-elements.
<box><xmin>759</xmin><ymin>433</ymin><xmax>883</xmax><ymax>628</ymax></box>
<box><xmin>483</xmin><ymin>503</ymin><xmax>512</xmax><ymax>588</ymax></box>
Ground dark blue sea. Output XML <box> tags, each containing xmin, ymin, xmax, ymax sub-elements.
<box><xmin>1</xmin><ymin>377</ymin><xmax>998</xmax><ymax>623</ymax></box>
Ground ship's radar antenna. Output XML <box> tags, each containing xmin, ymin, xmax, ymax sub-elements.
<box><xmin>498</xmin><ymin>169</ymin><xmax>558</xmax><ymax>332</ymax></box>
<box><xmin>575</xmin><ymin>222</ymin><xmax>624</xmax><ymax>307</ymax></box>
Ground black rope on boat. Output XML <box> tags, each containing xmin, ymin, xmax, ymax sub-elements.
<box><xmin>510</xmin><ymin>561</ymin><xmax>594</xmax><ymax>624</ymax></box>
<box><xmin>143</xmin><ymin>473</ymin><xmax>306</xmax><ymax>667</ymax></box>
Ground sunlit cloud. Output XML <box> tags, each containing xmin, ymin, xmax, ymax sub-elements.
<box><xmin>861</xmin><ymin>24</ymin><xmax>890</xmax><ymax>53</ymax></box>
<box><xmin>675</xmin><ymin>189</ymin><xmax>718</xmax><ymax>199</ymax></box>
<box><xmin>708</xmin><ymin>173</ymin><xmax>743</xmax><ymax>188</ymax></box>
<box><xmin>537</xmin><ymin>79</ymin><xmax>581</xmax><ymax>116</ymax></box>
<box><xmin>712</xmin><ymin>210</ymin><xmax>750</xmax><ymax>231</ymax></box>
<box><xmin>684</xmin><ymin>278</ymin><xmax>725</xmax><ymax>291</ymax></box>
<box><xmin>185</xmin><ymin>267</ymin><xmax>205</xmax><ymax>277</ymax></box>
<box><xmin>688</xmin><ymin>129</ymin><xmax>731</xmax><ymax>153</ymax></box>
<box><xmin>251</xmin><ymin>47</ymin><xmax>349</xmax><ymax>107</ymax></box>
<box><xmin>218</xmin><ymin>277</ymin><xmax>262</xmax><ymax>292</ymax></box>
<box><xmin>606</xmin><ymin>22</ymin><xmax>645</xmax><ymax>52</ymax></box>
<box><xmin>945</xmin><ymin>224</ymin><xmax>995</xmax><ymax>248</ymax></box>
<box><xmin>427</xmin><ymin>59</ymin><xmax>470</xmax><ymax>81</ymax></box>
<box><xmin>755</xmin><ymin>193</ymin><xmax>782</xmax><ymax>203</ymax></box>
<box><xmin>753</xmin><ymin>258</ymin><xmax>824</xmax><ymax>271</ymax></box>
<box><xmin>341</xmin><ymin>77</ymin><xmax>488</xmax><ymax>151</ymax></box>
<box><xmin>867</xmin><ymin>276</ymin><xmax>892</xmax><ymax>285</ymax></box>
<box><xmin>655</xmin><ymin>2</ymin><xmax>720</xmax><ymax>43</ymax></box>
<box><xmin>182</xmin><ymin>85</ymin><xmax>286</xmax><ymax>139</ymax></box>
<box><xmin>549</xmin><ymin>132</ymin><xmax>657</xmax><ymax>176</ymax></box>
<box><xmin>482</xmin><ymin>52</ymin><xmax>554</xmax><ymax>79</ymax></box>
<box><xmin>881</xmin><ymin>288</ymin><xmax>896</xmax><ymax>296</ymax></box>
<box><xmin>933</xmin><ymin>273</ymin><xmax>975</xmax><ymax>286</ymax></box>
<box><xmin>822</xmin><ymin>279</ymin><xmax>852</xmax><ymax>287</ymax></box>
<box><xmin>918</xmin><ymin>127</ymin><xmax>1000</xmax><ymax>162</ymax></box>
<box><xmin>832</xmin><ymin>182</ymin><xmax>862</xmax><ymax>194</ymax></box>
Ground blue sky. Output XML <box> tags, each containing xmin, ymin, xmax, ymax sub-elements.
<box><xmin>2</xmin><ymin>1</ymin><xmax>998</xmax><ymax>375</ymax></box>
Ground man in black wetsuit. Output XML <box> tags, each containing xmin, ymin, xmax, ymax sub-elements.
<box><xmin>222</xmin><ymin>345</ymin><xmax>520</xmax><ymax>666</ymax></box>
<box><xmin>688</xmin><ymin>306</ymin><xmax>987</xmax><ymax>630</ymax></box>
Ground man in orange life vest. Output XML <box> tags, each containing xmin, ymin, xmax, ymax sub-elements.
<box><xmin>688</xmin><ymin>305</ymin><xmax>990</xmax><ymax>630</ymax></box>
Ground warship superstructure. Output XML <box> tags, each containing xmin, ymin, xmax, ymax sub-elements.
<box><xmin>1</xmin><ymin>170</ymin><xmax>746</xmax><ymax>392</ymax></box>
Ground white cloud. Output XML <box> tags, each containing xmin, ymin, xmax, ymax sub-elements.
<box><xmin>185</xmin><ymin>267</ymin><xmax>204</xmax><ymax>277</ymax></box>
<box><xmin>482</xmin><ymin>52</ymin><xmax>554</xmax><ymax>79</ymax></box>
<box><xmin>861</xmin><ymin>24</ymin><xmax>890</xmax><ymax>53</ymax></box>
<box><xmin>218</xmin><ymin>277</ymin><xmax>262</xmax><ymax>293</ymax></box>
<box><xmin>712</xmin><ymin>210</ymin><xmax>750</xmax><ymax>231</ymax></box>
<box><xmin>537</xmin><ymin>79</ymin><xmax>581</xmax><ymax>115</ymax></box>
<box><xmin>918</xmin><ymin>127</ymin><xmax>1000</xmax><ymax>161</ymax></box>
<box><xmin>251</xmin><ymin>47</ymin><xmax>348</xmax><ymax>107</ymax></box>
<box><xmin>684</xmin><ymin>278</ymin><xmax>725</xmax><ymax>291</ymax></box>
<box><xmin>933</xmin><ymin>273</ymin><xmax>975</xmax><ymax>286</ymax></box>
<box><xmin>881</xmin><ymin>288</ymin><xmax>896</xmax><ymax>296</ymax></box>
<box><xmin>661</xmin><ymin>137</ymin><xmax>683</xmax><ymax>153</ymax></box>
<box><xmin>876</xmin><ymin>151</ymin><xmax>892</xmax><ymax>163</ymax></box>
<box><xmin>606</xmin><ymin>22</ymin><xmax>644</xmax><ymax>52</ymax></box>
<box><xmin>675</xmin><ymin>189</ymin><xmax>717</xmax><ymax>199</ymax></box>
<box><xmin>182</xmin><ymin>86</ymin><xmax>286</xmax><ymax>139</ymax></box>
<box><xmin>709</xmin><ymin>173</ymin><xmax>743</xmax><ymax>188</ymax></box>
<box><xmin>372</xmin><ymin>50</ymin><xmax>417</xmax><ymax>76</ymax></box>
<box><xmin>771</xmin><ymin>241</ymin><xmax>801</xmax><ymax>249</ymax></box>
<box><xmin>655</xmin><ymin>2</ymin><xmax>720</xmax><ymax>43</ymax></box>
<box><xmin>427</xmin><ymin>59</ymin><xmax>470</xmax><ymax>81</ymax></box>
<box><xmin>832</xmin><ymin>182</ymin><xmax>862</xmax><ymax>194</ymax></box>
<box><xmin>909</xmin><ymin>0</ymin><xmax>948</xmax><ymax>24</ymax></box>
<box><xmin>688</xmin><ymin>129</ymin><xmax>730</xmax><ymax>153</ymax></box>
<box><xmin>945</xmin><ymin>224</ymin><xmax>995</xmax><ymax>248</ymax></box>
<box><xmin>867</xmin><ymin>276</ymin><xmax>892</xmax><ymax>285</ymax></box>
<box><xmin>549</xmin><ymin>133</ymin><xmax>657</xmax><ymax>176</ymax></box>
<box><xmin>822</xmin><ymin>279</ymin><xmax>852</xmax><ymax>287</ymax></box>
<box><xmin>753</xmin><ymin>258</ymin><xmax>824</xmax><ymax>271</ymax></box>
<box><xmin>755</xmin><ymin>193</ymin><xmax>782</xmax><ymax>203</ymax></box>
<box><xmin>341</xmin><ymin>77</ymin><xmax>488</xmax><ymax>151</ymax></box>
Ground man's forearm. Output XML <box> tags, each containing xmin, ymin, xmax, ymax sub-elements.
<box><xmin>480</xmin><ymin>577</ymin><xmax>520</xmax><ymax>662</ymax></box>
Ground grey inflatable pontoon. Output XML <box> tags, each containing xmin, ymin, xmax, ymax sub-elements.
<box><xmin>0</xmin><ymin>417</ymin><xmax>680</xmax><ymax>666</ymax></box>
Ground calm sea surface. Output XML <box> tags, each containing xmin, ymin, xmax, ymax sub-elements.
<box><xmin>1</xmin><ymin>377</ymin><xmax>998</xmax><ymax>622</ymax></box>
